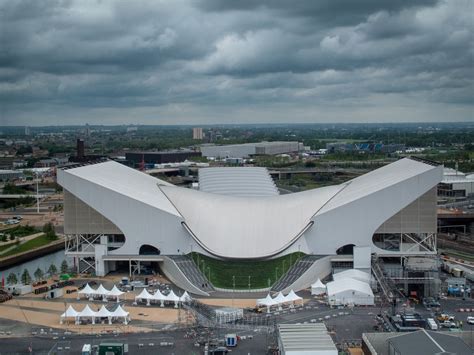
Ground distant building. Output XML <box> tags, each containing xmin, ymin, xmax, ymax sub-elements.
<box><xmin>24</xmin><ymin>126</ymin><xmax>30</xmax><ymax>136</ymax></box>
<box><xmin>126</xmin><ymin>126</ymin><xmax>138</xmax><ymax>133</ymax></box>
<box><xmin>193</xmin><ymin>127</ymin><xmax>203</xmax><ymax>140</ymax></box>
<box><xmin>0</xmin><ymin>170</ymin><xmax>24</xmax><ymax>182</ymax></box>
<box><xmin>326</xmin><ymin>142</ymin><xmax>405</xmax><ymax>154</ymax></box>
<box><xmin>125</xmin><ymin>150</ymin><xmax>201</xmax><ymax>167</ymax></box>
<box><xmin>201</xmin><ymin>141</ymin><xmax>302</xmax><ymax>159</ymax></box>
<box><xmin>438</xmin><ymin>167</ymin><xmax>474</xmax><ymax>198</ymax></box>
<box><xmin>35</xmin><ymin>157</ymin><xmax>69</xmax><ymax>168</ymax></box>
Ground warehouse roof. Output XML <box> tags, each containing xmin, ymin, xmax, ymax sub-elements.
<box><xmin>278</xmin><ymin>323</ymin><xmax>337</xmax><ymax>353</ymax></box>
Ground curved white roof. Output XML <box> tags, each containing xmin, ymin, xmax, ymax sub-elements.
<box><xmin>161</xmin><ymin>183</ymin><xmax>343</xmax><ymax>258</ymax></box>
<box><xmin>326</xmin><ymin>278</ymin><xmax>373</xmax><ymax>296</ymax></box>
<box><xmin>63</xmin><ymin>161</ymin><xmax>180</xmax><ymax>217</ymax></box>
<box><xmin>199</xmin><ymin>167</ymin><xmax>279</xmax><ymax>197</ymax></box>
<box><xmin>333</xmin><ymin>269</ymin><xmax>371</xmax><ymax>283</ymax></box>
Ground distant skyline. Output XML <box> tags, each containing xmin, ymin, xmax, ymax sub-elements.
<box><xmin>1</xmin><ymin>0</ymin><xmax>473</xmax><ymax>125</ymax></box>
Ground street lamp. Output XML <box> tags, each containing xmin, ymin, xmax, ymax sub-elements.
<box><xmin>283</xmin><ymin>260</ymin><xmax>286</xmax><ymax>274</ymax></box>
<box><xmin>232</xmin><ymin>276</ymin><xmax>235</xmax><ymax>307</ymax></box>
<box><xmin>275</xmin><ymin>267</ymin><xmax>279</xmax><ymax>282</ymax></box>
<box><xmin>207</xmin><ymin>266</ymin><xmax>210</xmax><ymax>282</ymax></box>
<box><xmin>248</xmin><ymin>276</ymin><xmax>251</xmax><ymax>291</ymax></box>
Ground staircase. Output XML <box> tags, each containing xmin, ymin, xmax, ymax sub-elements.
<box><xmin>271</xmin><ymin>255</ymin><xmax>322</xmax><ymax>292</ymax></box>
<box><xmin>167</xmin><ymin>255</ymin><xmax>214</xmax><ymax>293</ymax></box>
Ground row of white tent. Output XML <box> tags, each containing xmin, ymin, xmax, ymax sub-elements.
<box><xmin>134</xmin><ymin>288</ymin><xmax>192</xmax><ymax>308</ymax></box>
<box><xmin>310</xmin><ymin>269</ymin><xmax>374</xmax><ymax>306</ymax></box>
<box><xmin>256</xmin><ymin>290</ymin><xmax>303</xmax><ymax>312</ymax></box>
<box><xmin>77</xmin><ymin>284</ymin><xmax>125</xmax><ymax>302</ymax></box>
<box><xmin>60</xmin><ymin>304</ymin><xmax>130</xmax><ymax>325</ymax></box>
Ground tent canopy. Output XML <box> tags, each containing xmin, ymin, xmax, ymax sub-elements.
<box><xmin>108</xmin><ymin>285</ymin><xmax>124</xmax><ymax>297</ymax></box>
<box><xmin>152</xmin><ymin>290</ymin><xmax>167</xmax><ymax>301</ymax></box>
<box><xmin>273</xmin><ymin>292</ymin><xmax>288</xmax><ymax>304</ymax></box>
<box><xmin>326</xmin><ymin>278</ymin><xmax>373</xmax><ymax>296</ymax></box>
<box><xmin>166</xmin><ymin>290</ymin><xmax>180</xmax><ymax>302</ymax></box>
<box><xmin>257</xmin><ymin>294</ymin><xmax>277</xmax><ymax>307</ymax></box>
<box><xmin>95</xmin><ymin>305</ymin><xmax>112</xmax><ymax>318</ymax></box>
<box><xmin>78</xmin><ymin>283</ymin><xmax>96</xmax><ymax>295</ymax></box>
<box><xmin>78</xmin><ymin>304</ymin><xmax>97</xmax><ymax>318</ymax></box>
<box><xmin>286</xmin><ymin>290</ymin><xmax>303</xmax><ymax>302</ymax></box>
<box><xmin>333</xmin><ymin>269</ymin><xmax>371</xmax><ymax>284</ymax></box>
<box><xmin>95</xmin><ymin>284</ymin><xmax>110</xmax><ymax>296</ymax></box>
<box><xmin>311</xmin><ymin>278</ymin><xmax>325</xmax><ymax>289</ymax></box>
<box><xmin>135</xmin><ymin>288</ymin><xmax>153</xmax><ymax>300</ymax></box>
<box><xmin>179</xmin><ymin>291</ymin><xmax>192</xmax><ymax>302</ymax></box>
<box><xmin>61</xmin><ymin>305</ymin><xmax>79</xmax><ymax>318</ymax></box>
<box><xmin>111</xmin><ymin>305</ymin><xmax>129</xmax><ymax>318</ymax></box>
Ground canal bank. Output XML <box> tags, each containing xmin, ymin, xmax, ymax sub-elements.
<box><xmin>0</xmin><ymin>238</ymin><xmax>69</xmax><ymax>278</ymax></box>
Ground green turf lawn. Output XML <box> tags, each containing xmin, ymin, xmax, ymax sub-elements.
<box><xmin>189</xmin><ymin>252</ymin><xmax>305</xmax><ymax>289</ymax></box>
<box><xmin>0</xmin><ymin>234</ymin><xmax>53</xmax><ymax>257</ymax></box>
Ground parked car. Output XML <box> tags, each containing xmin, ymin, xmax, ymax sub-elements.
<box><xmin>440</xmin><ymin>321</ymin><xmax>457</xmax><ymax>328</ymax></box>
<box><xmin>467</xmin><ymin>316</ymin><xmax>474</xmax><ymax>325</ymax></box>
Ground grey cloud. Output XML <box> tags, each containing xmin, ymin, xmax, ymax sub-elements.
<box><xmin>0</xmin><ymin>0</ymin><xmax>472</xmax><ymax>125</ymax></box>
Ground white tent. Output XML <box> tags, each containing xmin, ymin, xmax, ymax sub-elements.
<box><xmin>60</xmin><ymin>305</ymin><xmax>79</xmax><ymax>324</ymax></box>
<box><xmin>179</xmin><ymin>291</ymin><xmax>192</xmax><ymax>303</ymax></box>
<box><xmin>166</xmin><ymin>290</ymin><xmax>180</xmax><ymax>308</ymax></box>
<box><xmin>108</xmin><ymin>285</ymin><xmax>124</xmax><ymax>303</ymax></box>
<box><xmin>326</xmin><ymin>278</ymin><xmax>374</xmax><ymax>306</ymax></box>
<box><xmin>273</xmin><ymin>292</ymin><xmax>288</xmax><ymax>310</ymax></box>
<box><xmin>77</xmin><ymin>304</ymin><xmax>98</xmax><ymax>324</ymax></box>
<box><xmin>256</xmin><ymin>294</ymin><xmax>277</xmax><ymax>313</ymax></box>
<box><xmin>311</xmin><ymin>278</ymin><xmax>326</xmax><ymax>295</ymax></box>
<box><xmin>77</xmin><ymin>283</ymin><xmax>97</xmax><ymax>300</ymax></box>
<box><xmin>135</xmin><ymin>288</ymin><xmax>154</xmax><ymax>306</ymax></box>
<box><xmin>333</xmin><ymin>269</ymin><xmax>371</xmax><ymax>284</ymax></box>
<box><xmin>95</xmin><ymin>284</ymin><xmax>110</xmax><ymax>302</ymax></box>
<box><xmin>285</xmin><ymin>290</ymin><xmax>303</xmax><ymax>307</ymax></box>
<box><xmin>110</xmin><ymin>305</ymin><xmax>130</xmax><ymax>325</ymax></box>
<box><xmin>95</xmin><ymin>305</ymin><xmax>113</xmax><ymax>324</ymax></box>
<box><xmin>152</xmin><ymin>289</ymin><xmax>168</xmax><ymax>307</ymax></box>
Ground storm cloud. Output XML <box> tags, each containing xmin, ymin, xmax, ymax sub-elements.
<box><xmin>0</xmin><ymin>0</ymin><xmax>472</xmax><ymax>125</ymax></box>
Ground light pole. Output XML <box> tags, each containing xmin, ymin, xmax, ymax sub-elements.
<box><xmin>283</xmin><ymin>260</ymin><xmax>286</xmax><ymax>274</ymax></box>
<box><xmin>232</xmin><ymin>276</ymin><xmax>235</xmax><ymax>308</ymax></box>
<box><xmin>201</xmin><ymin>260</ymin><xmax>205</xmax><ymax>273</ymax></box>
<box><xmin>207</xmin><ymin>266</ymin><xmax>210</xmax><ymax>282</ymax></box>
<box><xmin>275</xmin><ymin>267</ymin><xmax>279</xmax><ymax>282</ymax></box>
<box><xmin>35</xmin><ymin>172</ymin><xmax>40</xmax><ymax>214</ymax></box>
<box><xmin>248</xmin><ymin>276</ymin><xmax>251</xmax><ymax>291</ymax></box>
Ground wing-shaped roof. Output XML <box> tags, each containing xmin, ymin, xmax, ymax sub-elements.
<box><xmin>160</xmin><ymin>184</ymin><xmax>344</xmax><ymax>258</ymax></box>
<box><xmin>317</xmin><ymin>158</ymin><xmax>438</xmax><ymax>214</ymax></box>
<box><xmin>62</xmin><ymin>161</ymin><xmax>180</xmax><ymax>217</ymax></box>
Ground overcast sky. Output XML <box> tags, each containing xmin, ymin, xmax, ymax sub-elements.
<box><xmin>0</xmin><ymin>0</ymin><xmax>473</xmax><ymax>126</ymax></box>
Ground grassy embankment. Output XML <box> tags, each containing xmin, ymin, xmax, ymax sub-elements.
<box><xmin>190</xmin><ymin>252</ymin><xmax>305</xmax><ymax>289</ymax></box>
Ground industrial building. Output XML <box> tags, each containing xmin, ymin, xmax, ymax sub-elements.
<box><xmin>200</xmin><ymin>141</ymin><xmax>303</xmax><ymax>158</ymax></box>
<box><xmin>57</xmin><ymin>157</ymin><xmax>443</xmax><ymax>295</ymax></box>
<box><xmin>125</xmin><ymin>150</ymin><xmax>201</xmax><ymax>167</ymax></box>
<box><xmin>277</xmin><ymin>323</ymin><xmax>337</xmax><ymax>355</ymax></box>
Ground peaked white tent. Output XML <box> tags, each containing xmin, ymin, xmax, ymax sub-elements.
<box><xmin>166</xmin><ymin>290</ymin><xmax>180</xmax><ymax>308</ymax></box>
<box><xmin>110</xmin><ymin>305</ymin><xmax>130</xmax><ymax>324</ymax></box>
<box><xmin>95</xmin><ymin>305</ymin><xmax>113</xmax><ymax>324</ymax></box>
<box><xmin>107</xmin><ymin>285</ymin><xmax>124</xmax><ymax>303</ymax></box>
<box><xmin>311</xmin><ymin>279</ymin><xmax>326</xmax><ymax>295</ymax></box>
<box><xmin>77</xmin><ymin>283</ymin><xmax>97</xmax><ymax>300</ymax></box>
<box><xmin>77</xmin><ymin>304</ymin><xmax>97</xmax><ymax>324</ymax></box>
<box><xmin>257</xmin><ymin>294</ymin><xmax>278</xmax><ymax>313</ymax></box>
<box><xmin>326</xmin><ymin>278</ymin><xmax>374</xmax><ymax>306</ymax></box>
<box><xmin>152</xmin><ymin>289</ymin><xmax>167</xmax><ymax>307</ymax></box>
<box><xmin>179</xmin><ymin>291</ymin><xmax>192</xmax><ymax>303</ymax></box>
<box><xmin>60</xmin><ymin>305</ymin><xmax>79</xmax><ymax>324</ymax></box>
<box><xmin>96</xmin><ymin>284</ymin><xmax>110</xmax><ymax>302</ymax></box>
<box><xmin>285</xmin><ymin>290</ymin><xmax>303</xmax><ymax>307</ymax></box>
<box><xmin>273</xmin><ymin>292</ymin><xmax>289</xmax><ymax>310</ymax></box>
<box><xmin>135</xmin><ymin>288</ymin><xmax>154</xmax><ymax>306</ymax></box>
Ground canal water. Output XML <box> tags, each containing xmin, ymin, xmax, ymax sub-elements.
<box><xmin>1</xmin><ymin>250</ymin><xmax>73</xmax><ymax>280</ymax></box>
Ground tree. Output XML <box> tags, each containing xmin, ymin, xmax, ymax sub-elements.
<box><xmin>48</xmin><ymin>263</ymin><xmax>57</xmax><ymax>276</ymax></box>
<box><xmin>21</xmin><ymin>269</ymin><xmax>31</xmax><ymax>285</ymax></box>
<box><xmin>9</xmin><ymin>234</ymin><xmax>15</xmax><ymax>241</ymax></box>
<box><xmin>60</xmin><ymin>260</ymin><xmax>69</xmax><ymax>274</ymax></box>
<box><xmin>34</xmin><ymin>267</ymin><xmax>44</xmax><ymax>281</ymax></box>
<box><xmin>43</xmin><ymin>222</ymin><xmax>57</xmax><ymax>240</ymax></box>
<box><xmin>7</xmin><ymin>273</ymin><xmax>17</xmax><ymax>285</ymax></box>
